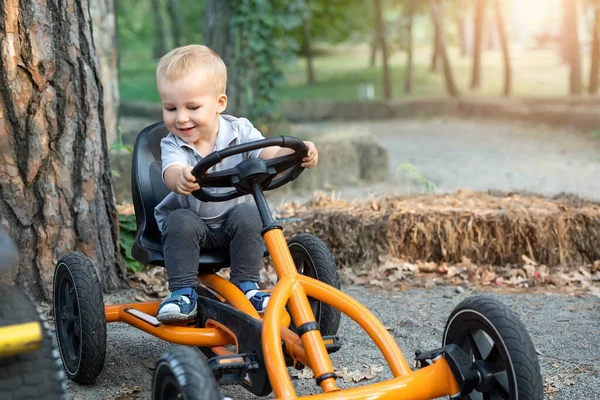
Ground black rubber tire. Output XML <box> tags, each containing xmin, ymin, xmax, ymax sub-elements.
<box><xmin>288</xmin><ymin>233</ymin><xmax>341</xmax><ymax>336</ymax></box>
<box><xmin>0</xmin><ymin>283</ymin><xmax>67</xmax><ymax>400</ymax></box>
<box><xmin>443</xmin><ymin>295</ymin><xmax>543</xmax><ymax>400</ymax></box>
<box><xmin>53</xmin><ymin>252</ymin><xmax>106</xmax><ymax>384</ymax></box>
<box><xmin>152</xmin><ymin>346</ymin><xmax>221</xmax><ymax>400</ymax></box>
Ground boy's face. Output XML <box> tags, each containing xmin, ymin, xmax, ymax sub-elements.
<box><xmin>157</xmin><ymin>67</ymin><xmax>227</xmax><ymax>145</ymax></box>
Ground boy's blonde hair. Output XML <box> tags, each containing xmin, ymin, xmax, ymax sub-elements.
<box><xmin>156</xmin><ymin>44</ymin><xmax>227</xmax><ymax>94</ymax></box>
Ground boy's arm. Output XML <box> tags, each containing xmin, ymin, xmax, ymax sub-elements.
<box><xmin>259</xmin><ymin>142</ymin><xmax>319</xmax><ymax>168</ymax></box>
<box><xmin>163</xmin><ymin>165</ymin><xmax>200</xmax><ymax>195</ymax></box>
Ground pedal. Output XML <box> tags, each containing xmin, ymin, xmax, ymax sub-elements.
<box><xmin>322</xmin><ymin>336</ymin><xmax>343</xmax><ymax>354</ymax></box>
<box><xmin>414</xmin><ymin>344</ymin><xmax>480</xmax><ymax>396</ymax></box>
<box><xmin>208</xmin><ymin>353</ymin><xmax>261</xmax><ymax>385</ymax></box>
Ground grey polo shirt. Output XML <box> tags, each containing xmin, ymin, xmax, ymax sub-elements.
<box><xmin>154</xmin><ymin>114</ymin><xmax>265</xmax><ymax>232</ymax></box>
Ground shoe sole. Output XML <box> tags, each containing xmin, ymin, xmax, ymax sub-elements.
<box><xmin>157</xmin><ymin>304</ymin><xmax>198</xmax><ymax>323</ymax></box>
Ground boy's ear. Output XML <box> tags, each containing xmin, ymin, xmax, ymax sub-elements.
<box><xmin>217</xmin><ymin>94</ymin><xmax>227</xmax><ymax>114</ymax></box>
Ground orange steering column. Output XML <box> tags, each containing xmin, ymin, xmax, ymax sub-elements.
<box><xmin>263</xmin><ymin>228</ymin><xmax>339</xmax><ymax>397</ymax></box>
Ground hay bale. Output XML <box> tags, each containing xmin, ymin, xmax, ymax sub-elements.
<box><xmin>281</xmin><ymin>191</ymin><xmax>600</xmax><ymax>269</ymax></box>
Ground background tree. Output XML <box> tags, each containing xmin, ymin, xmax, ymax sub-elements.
<box><xmin>203</xmin><ymin>0</ymin><xmax>237</xmax><ymax>114</ymax></box>
<box><xmin>303</xmin><ymin>1</ymin><xmax>316</xmax><ymax>84</ymax></box>
<box><xmin>0</xmin><ymin>0</ymin><xmax>126</xmax><ymax>299</ymax></box>
<box><xmin>151</xmin><ymin>0</ymin><xmax>167</xmax><ymax>58</ymax></box>
<box><xmin>589</xmin><ymin>0</ymin><xmax>600</xmax><ymax>94</ymax></box>
<box><xmin>429</xmin><ymin>5</ymin><xmax>443</xmax><ymax>72</ymax></box>
<box><xmin>90</xmin><ymin>0</ymin><xmax>120</xmax><ymax>145</ymax></box>
<box><xmin>167</xmin><ymin>0</ymin><xmax>184</xmax><ymax>47</ymax></box>
<box><xmin>404</xmin><ymin>0</ymin><xmax>417</xmax><ymax>94</ymax></box>
<box><xmin>562</xmin><ymin>0</ymin><xmax>583</xmax><ymax>94</ymax></box>
<box><xmin>471</xmin><ymin>0</ymin><xmax>486</xmax><ymax>89</ymax></box>
<box><xmin>495</xmin><ymin>0</ymin><xmax>511</xmax><ymax>96</ymax></box>
<box><xmin>430</xmin><ymin>0</ymin><xmax>460</xmax><ymax>97</ymax></box>
<box><xmin>374</xmin><ymin>0</ymin><xmax>392</xmax><ymax>99</ymax></box>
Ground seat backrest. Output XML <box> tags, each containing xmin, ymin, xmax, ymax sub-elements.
<box><xmin>130</xmin><ymin>122</ymin><xmax>171</xmax><ymax>266</ymax></box>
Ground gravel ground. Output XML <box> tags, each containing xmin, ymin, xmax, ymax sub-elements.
<box><xmin>64</xmin><ymin>285</ymin><xmax>599</xmax><ymax>400</ymax></box>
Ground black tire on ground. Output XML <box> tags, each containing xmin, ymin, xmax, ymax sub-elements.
<box><xmin>152</xmin><ymin>346</ymin><xmax>221</xmax><ymax>400</ymax></box>
<box><xmin>0</xmin><ymin>283</ymin><xmax>67</xmax><ymax>400</ymax></box>
<box><xmin>53</xmin><ymin>252</ymin><xmax>106</xmax><ymax>384</ymax></box>
<box><xmin>288</xmin><ymin>233</ymin><xmax>341</xmax><ymax>336</ymax></box>
<box><xmin>443</xmin><ymin>295</ymin><xmax>543</xmax><ymax>400</ymax></box>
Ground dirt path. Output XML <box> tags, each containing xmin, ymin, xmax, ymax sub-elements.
<box><xmin>64</xmin><ymin>286</ymin><xmax>599</xmax><ymax>400</ymax></box>
<box><xmin>286</xmin><ymin>117</ymin><xmax>600</xmax><ymax>202</ymax></box>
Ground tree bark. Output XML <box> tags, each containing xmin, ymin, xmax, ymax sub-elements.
<box><xmin>404</xmin><ymin>0</ymin><xmax>416</xmax><ymax>94</ymax></box>
<box><xmin>167</xmin><ymin>0</ymin><xmax>184</xmax><ymax>47</ymax></box>
<box><xmin>495</xmin><ymin>0</ymin><xmax>511</xmax><ymax>96</ymax></box>
<box><xmin>203</xmin><ymin>0</ymin><xmax>238</xmax><ymax>114</ymax></box>
<box><xmin>90</xmin><ymin>0</ymin><xmax>119</xmax><ymax>146</ymax></box>
<box><xmin>589</xmin><ymin>6</ymin><xmax>600</xmax><ymax>94</ymax></box>
<box><xmin>373</xmin><ymin>0</ymin><xmax>392</xmax><ymax>99</ymax></box>
<box><xmin>430</xmin><ymin>0</ymin><xmax>460</xmax><ymax>97</ymax></box>
<box><xmin>303</xmin><ymin>6</ymin><xmax>316</xmax><ymax>85</ymax></box>
<box><xmin>152</xmin><ymin>0</ymin><xmax>167</xmax><ymax>58</ymax></box>
<box><xmin>471</xmin><ymin>0</ymin><xmax>486</xmax><ymax>89</ymax></box>
<box><xmin>563</xmin><ymin>0</ymin><xmax>582</xmax><ymax>95</ymax></box>
<box><xmin>0</xmin><ymin>0</ymin><xmax>126</xmax><ymax>299</ymax></box>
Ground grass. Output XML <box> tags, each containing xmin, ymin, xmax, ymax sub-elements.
<box><xmin>119</xmin><ymin>42</ymin><xmax>598</xmax><ymax>104</ymax></box>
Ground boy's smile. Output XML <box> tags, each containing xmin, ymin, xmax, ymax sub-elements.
<box><xmin>157</xmin><ymin>67</ymin><xmax>227</xmax><ymax>148</ymax></box>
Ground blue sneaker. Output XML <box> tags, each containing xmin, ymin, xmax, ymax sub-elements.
<box><xmin>236</xmin><ymin>282</ymin><xmax>271</xmax><ymax>313</ymax></box>
<box><xmin>157</xmin><ymin>287</ymin><xmax>198</xmax><ymax>323</ymax></box>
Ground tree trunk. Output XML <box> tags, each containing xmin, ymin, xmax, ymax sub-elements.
<box><xmin>374</xmin><ymin>0</ymin><xmax>392</xmax><ymax>99</ymax></box>
<box><xmin>370</xmin><ymin>36</ymin><xmax>378</xmax><ymax>67</ymax></box>
<box><xmin>589</xmin><ymin>6</ymin><xmax>600</xmax><ymax>94</ymax></box>
<box><xmin>203</xmin><ymin>0</ymin><xmax>238</xmax><ymax>114</ymax></box>
<box><xmin>167</xmin><ymin>0</ymin><xmax>184</xmax><ymax>47</ymax></box>
<box><xmin>471</xmin><ymin>0</ymin><xmax>486</xmax><ymax>89</ymax></box>
<box><xmin>0</xmin><ymin>0</ymin><xmax>126</xmax><ymax>299</ymax></box>
<box><xmin>457</xmin><ymin>15</ymin><xmax>468</xmax><ymax>57</ymax></box>
<box><xmin>90</xmin><ymin>0</ymin><xmax>120</xmax><ymax>146</ymax></box>
<box><xmin>152</xmin><ymin>0</ymin><xmax>167</xmax><ymax>58</ymax></box>
<box><xmin>563</xmin><ymin>0</ymin><xmax>582</xmax><ymax>94</ymax></box>
<box><xmin>404</xmin><ymin>0</ymin><xmax>416</xmax><ymax>94</ymax></box>
<box><xmin>495</xmin><ymin>0</ymin><xmax>511</xmax><ymax>96</ymax></box>
<box><xmin>430</xmin><ymin>0</ymin><xmax>460</xmax><ymax>97</ymax></box>
<box><xmin>303</xmin><ymin>7</ymin><xmax>316</xmax><ymax>85</ymax></box>
<box><xmin>429</xmin><ymin>11</ymin><xmax>441</xmax><ymax>72</ymax></box>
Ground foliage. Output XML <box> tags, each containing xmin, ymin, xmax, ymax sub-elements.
<box><xmin>119</xmin><ymin>213</ymin><xmax>144</xmax><ymax>273</ymax></box>
<box><xmin>229</xmin><ymin>0</ymin><xmax>305</xmax><ymax>122</ymax></box>
<box><xmin>300</xmin><ymin>0</ymin><xmax>373</xmax><ymax>47</ymax></box>
<box><xmin>117</xmin><ymin>0</ymin><xmax>204</xmax><ymax>54</ymax></box>
<box><xmin>396</xmin><ymin>163</ymin><xmax>437</xmax><ymax>193</ymax></box>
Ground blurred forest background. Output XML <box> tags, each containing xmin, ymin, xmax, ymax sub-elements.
<box><xmin>114</xmin><ymin>0</ymin><xmax>600</xmax><ymax>125</ymax></box>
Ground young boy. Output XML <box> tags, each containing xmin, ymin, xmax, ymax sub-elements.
<box><xmin>154</xmin><ymin>45</ymin><xmax>318</xmax><ymax>323</ymax></box>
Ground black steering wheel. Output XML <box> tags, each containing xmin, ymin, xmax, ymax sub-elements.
<box><xmin>190</xmin><ymin>136</ymin><xmax>308</xmax><ymax>202</ymax></box>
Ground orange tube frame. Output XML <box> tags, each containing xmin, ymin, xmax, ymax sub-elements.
<box><xmin>104</xmin><ymin>227</ymin><xmax>461</xmax><ymax>399</ymax></box>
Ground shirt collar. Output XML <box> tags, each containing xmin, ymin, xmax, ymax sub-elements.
<box><xmin>172</xmin><ymin>115</ymin><xmax>238</xmax><ymax>153</ymax></box>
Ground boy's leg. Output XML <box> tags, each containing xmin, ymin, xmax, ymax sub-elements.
<box><xmin>162</xmin><ymin>208</ymin><xmax>214</xmax><ymax>291</ymax></box>
<box><xmin>159</xmin><ymin>209</ymin><xmax>214</xmax><ymax>322</ymax></box>
<box><xmin>218</xmin><ymin>203</ymin><xmax>270</xmax><ymax>312</ymax></box>
<box><xmin>219</xmin><ymin>202</ymin><xmax>264</xmax><ymax>284</ymax></box>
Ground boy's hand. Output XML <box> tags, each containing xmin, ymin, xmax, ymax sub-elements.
<box><xmin>176</xmin><ymin>166</ymin><xmax>200</xmax><ymax>195</ymax></box>
<box><xmin>302</xmin><ymin>141</ymin><xmax>318</xmax><ymax>168</ymax></box>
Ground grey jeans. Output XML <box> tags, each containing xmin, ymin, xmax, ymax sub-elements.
<box><xmin>161</xmin><ymin>202</ymin><xmax>263</xmax><ymax>291</ymax></box>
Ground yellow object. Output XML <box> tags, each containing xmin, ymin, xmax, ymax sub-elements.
<box><xmin>0</xmin><ymin>321</ymin><xmax>43</xmax><ymax>357</ymax></box>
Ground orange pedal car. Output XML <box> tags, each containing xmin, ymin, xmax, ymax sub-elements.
<box><xmin>53</xmin><ymin>122</ymin><xmax>543</xmax><ymax>399</ymax></box>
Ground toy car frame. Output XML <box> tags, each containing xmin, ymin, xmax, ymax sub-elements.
<box><xmin>53</xmin><ymin>122</ymin><xmax>543</xmax><ymax>399</ymax></box>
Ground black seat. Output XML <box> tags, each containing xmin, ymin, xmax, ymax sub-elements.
<box><xmin>130</xmin><ymin>121</ymin><xmax>230</xmax><ymax>269</ymax></box>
